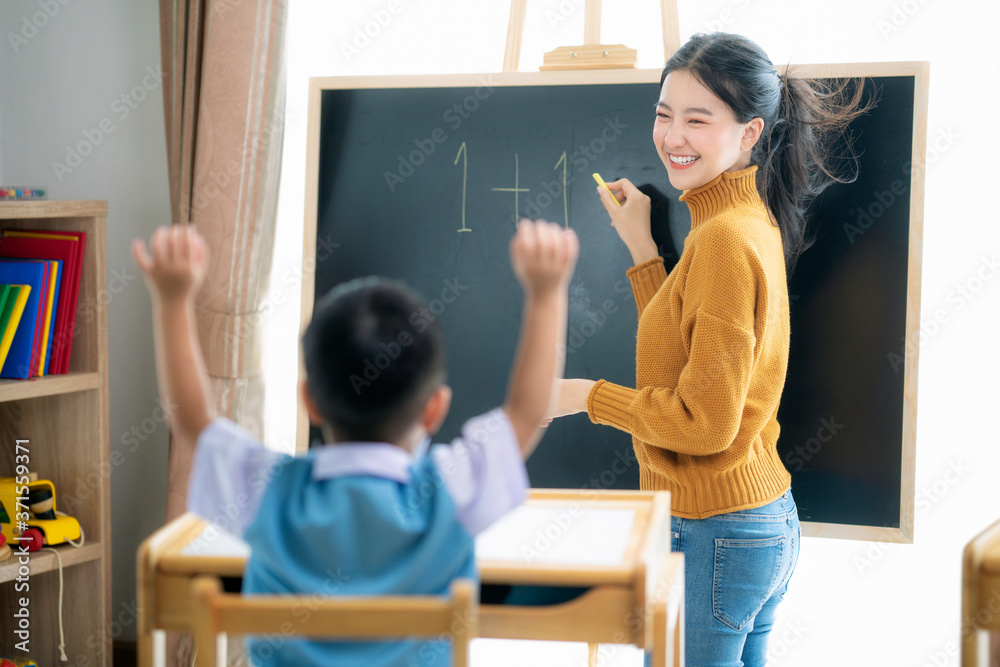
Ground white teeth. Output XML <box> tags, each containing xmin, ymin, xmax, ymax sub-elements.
<box><xmin>670</xmin><ymin>155</ymin><xmax>699</xmax><ymax>165</ymax></box>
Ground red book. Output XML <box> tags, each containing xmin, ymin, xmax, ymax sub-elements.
<box><xmin>0</xmin><ymin>235</ymin><xmax>78</xmax><ymax>375</ymax></box>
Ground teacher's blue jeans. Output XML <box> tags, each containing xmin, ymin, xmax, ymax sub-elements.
<box><xmin>668</xmin><ymin>489</ymin><xmax>800</xmax><ymax>667</ymax></box>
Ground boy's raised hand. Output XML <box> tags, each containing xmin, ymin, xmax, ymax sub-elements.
<box><xmin>509</xmin><ymin>218</ymin><xmax>579</xmax><ymax>296</ymax></box>
<box><xmin>132</xmin><ymin>225</ymin><xmax>209</xmax><ymax>302</ymax></box>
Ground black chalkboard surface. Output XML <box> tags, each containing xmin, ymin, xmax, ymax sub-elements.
<box><xmin>303</xmin><ymin>66</ymin><xmax>927</xmax><ymax>541</ymax></box>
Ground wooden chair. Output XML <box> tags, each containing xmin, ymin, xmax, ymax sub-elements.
<box><xmin>963</xmin><ymin>518</ymin><xmax>1000</xmax><ymax>666</ymax></box>
<box><xmin>189</xmin><ymin>576</ymin><xmax>477</xmax><ymax>667</ymax></box>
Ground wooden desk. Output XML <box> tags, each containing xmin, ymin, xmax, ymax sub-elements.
<box><xmin>138</xmin><ymin>489</ymin><xmax>683</xmax><ymax>666</ymax></box>
<box><xmin>962</xmin><ymin>518</ymin><xmax>1000</xmax><ymax>666</ymax></box>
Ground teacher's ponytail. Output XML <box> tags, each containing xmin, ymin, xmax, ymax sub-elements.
<box><xmin>661</xmin><ymin>33</ymin><xmax>877</xmax><ymax>276</ymax></box>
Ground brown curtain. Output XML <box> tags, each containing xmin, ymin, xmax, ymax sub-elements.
<box><xmin>159</xmin><ymin>0</ymin><xmax>286</xmax><ymax>518</ymax></box>
<box><xmin>158</xmin><ymin>1</ymin><xmax>286</xmax><ymax>664</ymax></box>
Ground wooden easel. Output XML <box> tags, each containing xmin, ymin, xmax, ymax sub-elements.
<box><xmin>501</xmin><ymin>0</ymin><xmax>681</xmax><ymax>72</ymax></box>
<box><xmin>502</xmin><ymin>5</ymin><xmax>681</xmax><ymax>664</ymax></box>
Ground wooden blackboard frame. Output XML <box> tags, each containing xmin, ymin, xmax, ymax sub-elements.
<box><xmin>299</xmin><ymin>61</ymin><xmax>929</xmax><ymax>543</ymax></box>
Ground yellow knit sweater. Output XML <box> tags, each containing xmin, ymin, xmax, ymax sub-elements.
<box><xmin>587</xmin><ymin>164</ymin><xmax>792</xmax><ymax>519</ymax></box>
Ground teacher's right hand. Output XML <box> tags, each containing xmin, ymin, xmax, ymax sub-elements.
<box><xmin>597</xmin><ymin>177</ymin><xmax>658</xmax><ymax>265</ymax></box>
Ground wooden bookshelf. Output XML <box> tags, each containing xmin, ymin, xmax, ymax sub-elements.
<box><xmin>0</xmin><ymin>201</ymin><xmax>110</xmax><ymax>666</ymax></box>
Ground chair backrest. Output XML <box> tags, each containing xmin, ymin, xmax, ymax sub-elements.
<box><xmin>190</xmin><ymin>576</ymin><xmax>477</xmax><ymax>667</ymax></box>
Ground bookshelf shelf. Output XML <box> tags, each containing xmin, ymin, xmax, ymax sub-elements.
<box><xmin>0</xmin><ymin>541</ymin><xmax>103</xmax><ymax>584</ymax></box>
<box><xmin>0</xmin><ymin>201</ymin><xmax>110</xmax><ymax>666</ymax></box>
<box><xmin>0</xmin><ymin>371</ymin><xmax>100</xmax><ymax>402</ymax></box>
<box><xmin>0</xmin><ymin>200</ymin><xmax>108</xmax><ymax>220</ymax></box>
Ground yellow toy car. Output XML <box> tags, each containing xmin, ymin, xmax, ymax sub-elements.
<box><xmin>0</xmin><ymin>476</ymin><xmax>81</xmax><ymax>552</ymax></box>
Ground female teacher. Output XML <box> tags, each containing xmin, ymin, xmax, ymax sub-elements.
<box><xmin>546</xmin><ymin>32</ymin><xmax>871</xmax><ymax>665</ymax></box>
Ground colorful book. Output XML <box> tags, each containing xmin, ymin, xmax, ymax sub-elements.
<box><xmin>1</xmin><ymin>231</ymin><xmax>85</xmax><ymax>373</ymax></box>
<box><xmin>0</xmin><ymin>235</ymin><xmax>76</xmax><ymax>374</ymax></box>
<box><xmin>0</xmin><ymin>285</ymin><xmax>30</xmax><ymax>372</ymax></box>
<box><xmin>0</xmin><ymin>261</ymin><xmax>47</xmax><ymax>379</ymax></box>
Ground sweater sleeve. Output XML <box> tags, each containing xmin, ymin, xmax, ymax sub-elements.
<box><xmin>587</xmin><ymin>223</ymin><xmax>762</xmax><ymax>456</ymax></box>
<box><xmin>626</xmin><ymin>256</ymin><xmax>667</xmax><ymax>317</ymax></box>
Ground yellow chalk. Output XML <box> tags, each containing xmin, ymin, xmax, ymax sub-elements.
<box><xmin>592</xmin><ymin>172</ymin><xmax>621</xmax><ymax>207</ymax></box>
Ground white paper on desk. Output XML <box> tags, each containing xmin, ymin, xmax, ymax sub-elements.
<box><xmin>475</xmin><ymin>506</ymin><xmax>635</xmax><ymax>566</ymax></box>
<box><xmin>182</xmin><ymin>527</ymin><xmax>252</xmax><ymax>558</ymax></box>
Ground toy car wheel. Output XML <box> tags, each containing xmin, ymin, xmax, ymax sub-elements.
<box><xmin>20</xmin><ymin>528</ymin><xmax>43</xmax><ymax>552</ymax></box>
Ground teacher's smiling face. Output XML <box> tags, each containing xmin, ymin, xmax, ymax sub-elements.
<box><xmin>653</xmin><ymin>69</ymin><xmax>764</xmax><ymax>192</ymax></box>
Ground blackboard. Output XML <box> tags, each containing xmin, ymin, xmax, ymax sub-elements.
<box><xmin>301</xmin><ymin>66</ymin><xmax>927</xmax><ymax>542</ymax></box>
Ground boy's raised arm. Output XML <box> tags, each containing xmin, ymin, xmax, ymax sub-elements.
<box><xmin>132</xmin><ymin>225</ymin><xmax>215</xmax><ymax>448</ymax></box>
<box><xmin>502</xmin><ymin>219</ymin><xmax>579</xmax><ymax>457</ymax></box>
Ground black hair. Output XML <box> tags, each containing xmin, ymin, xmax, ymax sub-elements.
<box><xmin>301</xmin><ymin>276</ymin><xmax>446</xmax><ymax>444</ymax></box>
<box><xmin>661</xmin><ymin>32</ymin><xmax>877</xmax><ymax>276</ymax></box>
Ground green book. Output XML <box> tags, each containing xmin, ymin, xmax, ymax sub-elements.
<box><xmin>0</xmin><ymin>284</ymin><xmax>30</xmax><ymax>372</ymax></box>
<box><xmin>0</xmin><ymin>285</ymin><xmax>10</xmax><ymax>325</ymax></box>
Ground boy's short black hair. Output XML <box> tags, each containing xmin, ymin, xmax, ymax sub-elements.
<box><xmin>302</xmin><ymin>276</ymin><xmax>446</xmax><ymax>444</ymax></box>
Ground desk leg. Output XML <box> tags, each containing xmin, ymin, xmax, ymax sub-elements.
<box><xmin>138</xmin><ymin>538</ymin><xmax>154</xmax><ymax>667</ymax></box>
<box><xmin>138</xmin><ymin>630</ymin><xmax>152</xmax><ymax>667</ymax></box>
<box><xmin>588</xmin><ymin>643</ymin><xmax>599</xmax><ymax>667</ymax></box>
<box><xmin>649</xmin><ymin>553</ymin><xmax>684</xmax><ymax>667</ymax></box>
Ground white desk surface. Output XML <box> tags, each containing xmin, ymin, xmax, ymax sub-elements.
<box><xmin>181</xmin><ymin>504</ymin><xmax>637</xmax><ymax>568</ymax></box>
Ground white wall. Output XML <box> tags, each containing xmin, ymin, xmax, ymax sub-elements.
<box><xmin>269</xmin><ymin>0</ymin><xmax>1000</xmax><ymax>665</ymax></box>
<box><xmin>0</xmin><ymin>0</ymin><xmax>171</xmax><ymax>644</ymax></box>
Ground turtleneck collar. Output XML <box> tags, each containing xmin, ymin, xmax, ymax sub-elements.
<box><xmin>678</xmin><ymin>164</ymin><xmax>764</xmax><ymax>229</ymax></box>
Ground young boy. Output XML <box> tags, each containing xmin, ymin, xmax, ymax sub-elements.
<box><xmin>132</xmin><ymin>219</ymin><xmax>578</xmax><ymax>666</ymax></box>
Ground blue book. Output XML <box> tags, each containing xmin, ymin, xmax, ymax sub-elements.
<box><xmin>0</xmin><ymin>259</ymin><xmax>46</xmax><ymax>379</ymax></box>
